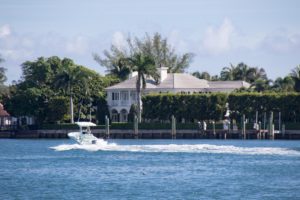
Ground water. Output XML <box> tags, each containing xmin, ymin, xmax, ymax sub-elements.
<box><xmin>0</xmin><ymin>139</ymin><xmax>299</xmax><ymax>200</ymax></box>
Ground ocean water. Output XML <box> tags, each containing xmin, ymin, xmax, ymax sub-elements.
<box><xmin>0</xmin><ymin>139</ymin><xmax>299</xmax><ymax>200</ymax></box>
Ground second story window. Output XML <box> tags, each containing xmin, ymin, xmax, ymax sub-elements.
<box><xmin>120</xmin><ymin>91</ymin><xmax>129</xmax><ymax>101</ymax></box>
<box><xmin>130</xmin><ymin>91</ymin><xmax>136</xmax><ymax>101</ymax></box>
<box><xmin>112</xmin><ymin>92</ymin><xmax>119</xmax><ymax>101</ymax></box>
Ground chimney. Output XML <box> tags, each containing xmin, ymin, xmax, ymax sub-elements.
<box><xmin>129</xmin><ymin>71</ymin><xmax>138</xmax><ymax>78</ymax></box>
<box><xmin>159</xmin><ymin>65</ymin><xmax>168</xmax><ymax>82</ymax></box>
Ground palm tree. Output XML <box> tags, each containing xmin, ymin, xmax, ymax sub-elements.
<box><xmin>54</xmin><ymin>59</ymin><xmax>85</xmax><ymax>123</ymax></box>
<box><xmin>250</xmin><ymin>78</ymin><xmax>271</xmax><ymax>92</ymax></box>
<box><xmin>290</xmin><ymin>65</ymin><xmax>300</xmax><ymax>92</ymax></box>
<box><xmin>235</xmin><ymin>63</ymin><xmax>249</xmax><ymax>81</ymax></box>
<box><xmin>273</xmin><ymin>76</ymin><xmax>295</xmax><ymax>92</ymax></box>
<box><xmin>94</xmin><ymin>51</ymin><xmax>130</xmax><ymax>81</ymax></box>
<box><xmin>246</xmin><ymin>67</ymin><xmax>267</xmax><ymax>83</ymax></box>
<box><xmin>192</xmin><ymin>71</ymin><xmax>211</xmax><ymax>80</ymax></box>
<box><xmin>126</xmin><ymin>53</ymin><xmax>157</xmax><ymax>122</ymax></box>
<box><xmin>220</xmin><ymin>64</ymin><xmax>236</xmax><ymax>80</ymax></box>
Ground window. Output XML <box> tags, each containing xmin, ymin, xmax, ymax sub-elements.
<box><xmin>130</xmin><ymin>91</ymin><xmax>136</xmax><ymax>101</ymax></box>
<box><xmin>120</xmin><ymin>91</ymin><xmax>129</xmax><ymax>101</ymax></box>
<box><xmin>111</xmin><ymin>109</ymin><xmax>119</xmax><ymax>122</ymax></box>
<box><xmin>112</xmin><ymin>92</ymin><xmax>119</xmax><ymax>101</ymax></box>
<box><xmin>120</xmin><ymin>109</ymin><xmax>128</xmax><ymax>122</ymax></box>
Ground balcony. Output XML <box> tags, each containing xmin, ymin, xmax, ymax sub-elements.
<box><xmin>121</xmin><ymin>100</ymin><xmax>130</xmax><ymax>106</ymax></box>
<box><xmin>111</xmin><ymin>101</ymin><xmax>119</xmax><ymax>106</ymax></box>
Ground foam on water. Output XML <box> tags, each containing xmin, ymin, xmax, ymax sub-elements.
<box><xmin>50</xmin><ymin>139</ymin><xmax>300</xmax><ymax>156</ymax></box>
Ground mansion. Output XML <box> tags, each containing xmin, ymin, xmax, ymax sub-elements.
<box><xmin>105</xmin><ymin>67</ymin><xmax>250</xmax><ymax>122</ymax></box>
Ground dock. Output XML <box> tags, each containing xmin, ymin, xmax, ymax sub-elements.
<box><xmin>0</xmin><ymin>129</ymin><xmax>300</xmax><ymax>139</ymax></box>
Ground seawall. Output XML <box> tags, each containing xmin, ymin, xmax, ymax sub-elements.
<box><xmin>0</xmin><ymin>129</ymin><xmax>300</xmax><ymax>139</ymax></box>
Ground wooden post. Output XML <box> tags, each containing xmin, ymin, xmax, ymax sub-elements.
<box><xmin>134</xmin><ymin>115</ymin><xmax>138</xmax><ymax>139</ymax></box>
<box><xmin>241</xmin><ymin>115</ymin><xmax>246</xmax><ymax>139</ymax></box>
<box><xmin>171</xmin><ymin>115</ymin><xmax>176</xmax><ymax>139</ymax></box>
<box><xmin>278</xmin><ymin>112</ymin><xmax>281</xmax><ymax>135</ymax></box>
<box><xmin>105</xmin><ymin>115</ymin><xmax>109</xmax><ymax>139</ymax></box>
<box><xmin>212</xmin><ymin>121</ymin><xmax>216</xmax><ymax>138</ymax></box>
<box><xmin>269</xmin><ymin>111</ymin><xmax>273</xmax><ymax>140</ymax></box>
<box><xmin>258</xmin><ymin>122</ymin><xmax>261</xmax><ymax>139</ymax></box>
<box><xmin>282</xmin><ymin>124</ymin><xmax>285</xmax><ymax>139</ymax></box>
<box><xmin>263</xmin><ymin>112</ymin><xmax>266</xmax><ymax>137</ymax></box>
<box><xmin>271</xmin><ymin>124</ymin><xmax>275</xmax><ymax>140</ymax></box>
<box><xmin>255</xmin><ymin>111</ymin><xmax>258</xmax><ymax>124</ymax></box>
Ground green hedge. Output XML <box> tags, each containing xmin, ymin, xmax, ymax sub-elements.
<box><xmin>228</xmin><ymin>93</ymin><xmax>300</xmax><ymax>122</ymax></box>
<box><xmin>39</xmin><ymin>123</ymin><xmax>106</xmax><ymax>130</ymax></box>
<box><xmin>143</xmin><ymin>93</ymin><xmax>228</xmax><ymax>122</ymax></box>
<box><xmin>143</xmin><ymin>93</ymin><xmax>300</xmax><ymax>123</ymax></box>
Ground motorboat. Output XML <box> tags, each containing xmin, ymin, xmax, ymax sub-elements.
<box><xmin>68</xmin><ymin>122</ymin><xmax>98</xmax><ymax>145</ymax></box>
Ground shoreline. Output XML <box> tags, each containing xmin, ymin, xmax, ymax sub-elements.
<box><xmin>0</xmin><ymin>129</ymin><xmax>300</xmax><ymax>140</ymax></box>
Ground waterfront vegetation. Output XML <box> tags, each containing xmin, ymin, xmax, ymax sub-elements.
<box><xmin>0</xmin><ymin>33</ymin><xmax>300</xmax><ymax>128</ymax></box>
<box><xmin>142</xmin><ymin>93</ymin><xmax>300</xmax><ymax>123</ymax></box>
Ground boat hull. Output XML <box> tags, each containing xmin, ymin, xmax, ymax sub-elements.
<box><xmin>68</xmin><ymin>132</ymin><xmax>98</xmax><ymax>145</ymax></box>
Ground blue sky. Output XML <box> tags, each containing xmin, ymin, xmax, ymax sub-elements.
<box><xmin>1</xmin><ymin>0</ymin><xmax>300</xmax><ymax>83</ymax></box>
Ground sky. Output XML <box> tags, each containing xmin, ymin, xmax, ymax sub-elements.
<box><xmin>0</xmin><ymin>0</ymin><xmax>300</xmax><ymax>83</ymax></box>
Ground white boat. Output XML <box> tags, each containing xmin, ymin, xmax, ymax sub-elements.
<box><xmin>68</xmin><ymin>122</ymin><xmax>98</xmax><ymax>145</ymax></box>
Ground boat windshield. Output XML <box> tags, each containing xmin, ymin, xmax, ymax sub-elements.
<box><xmin>82</xmin><ymin>127</ymin><xmax>91</xmax><ymax>134</ymax></box>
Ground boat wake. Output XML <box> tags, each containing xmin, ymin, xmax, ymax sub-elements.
<box><xmin>50</xmin><ymin>139</ymin><xmax>300</xmax><ymax>156</ymax></box>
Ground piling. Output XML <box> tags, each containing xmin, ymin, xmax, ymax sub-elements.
<box><xmin>212</xmin><ymin>121</ymin><xmax>216</xmax><ymax>138</ymax></box>
<box><xmin>263</xmin><ymin>112</ymin><xmax>266</xmax><ymax>135</ymax></box>
<box><xmin>134</xmin><ymin>115</ymin><xmax>138</xmax><ymax>139</ymax></box>
<box><xmin>105</xmin><ymin>115</ymin><xmax>110</xmax><ymax>139</ymax></box>
<box><xmin>282</xmin><ymin>124</ymin><xmax>285</xmax><ymax>138</ymax></box>
<box><xmin>242</xmin><ymin>114</ymin><xmax>246</xmax><ymax>139</ymax></box>
<box><xmin>269</xmin><ymin>111</ymin><xmax>274</xmax><ymax>140</ymax></box>
<box><xmin>171</xmin><ymin>115</ymin><xmax>176</xmax><ymax>139</ymax></box>
<box><xmin>271</xmin><ymin>124</ymin><xmax>275</xmax><ymax>140</ymax></box>
<box><xmin>258</xmin><ymin>122</ymin><xmax>261</xmax><ymax>139</ymax></box>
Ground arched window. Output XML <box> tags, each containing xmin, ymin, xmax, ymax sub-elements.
<box><xmin>111</xmin><ymin>109</ymin><xmax>119</xmax><ymax>122</ymax></box>
<box><xmin>120</xmin><ymin>109</ymin><xmax>128</xmax><ymax>122</ymax></box>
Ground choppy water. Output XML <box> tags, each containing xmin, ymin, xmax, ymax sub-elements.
<box><xmin>0</xmin><ymin>139</ymin><xmax>300</xmax><ymax>200</ymax></box>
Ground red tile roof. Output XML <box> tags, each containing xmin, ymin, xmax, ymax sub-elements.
<box><xmin>0</xmin><ymin>103</ymin><xmax>10</xmax><ymax>117</ymax></box>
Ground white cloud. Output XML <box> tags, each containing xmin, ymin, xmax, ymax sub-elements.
<box><xmin>112</xmin><ymin>31</ymin><xmax>127</xmax><ymax>50</ymax></box>
<box><xmin>168</xmin><ymin>30</ymin><xmax>189</xmax><ymax>53</ymax></box>
<box><xmin>0</xmin><ymin>24</ymin><xmax>11</xmax><ymax>38</ymax></box>
<box><xmin>66</xmin><ymin>36</ymin><xmax>89</xmax><ymax>55</ymax></box>
<box><xmin>261</xmin><ymin>31</ymin><xmax>300</xmax><ymax>53</ymax></box>
<box><xmin>202</xmin><ymin>18</ymin><xmax>234</xmax><ymax>55</ymax></box>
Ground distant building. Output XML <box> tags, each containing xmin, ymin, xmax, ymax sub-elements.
<box><xmin>105</xmin><ymin>67</ymin><xmax>250</xmax><ymax>122</ymax></box>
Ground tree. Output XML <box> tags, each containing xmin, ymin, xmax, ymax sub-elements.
<box><xmin>221</xmin><ymin>63</ymin><xmax>267</xmax><ymax>83</ymax></box>
<box><xmin>128</xmin><ymin>104</ymin><xmax>138</xmax><ymax>122</ymax></box>
<box><xmin>192</xmin><ymin>71</ymin><xmax>211</xmax><ymax>80</ymax></box>
<box><xmin>0</xmin><ymin>55</ymin><xmax>8</xmax><ymax>98</ymax></box>
<box><xmin>46</xmin><ymin>96</ymin><xmax>69</xmax><ymax>123</ymax></box>
<box><xmin>54</xmin><ymin>58</ymin><xmax>89</xmax><ymax>123</ymax></box>
<box><xmin>5</xmin><ymin>56</ymin><xmax>112</xmax><ymax>124</ymax></box>
<box><xmin>250</xmin><ymin>79</ymin><xmax>271</xmax><ymax>92</ymax></box>
<box><xmin>273</xmin><ymin>76</ymin><xmax>295</xmax><ymax>92</ymax></box>
<box><xmin>0</xmin><ymin>55</ymin><xmax>7</xmax><ymax>84</ymax></box>
<box><xmin>234</xmin><ymin>62</ymin><xmax>249</xmax><ymax>81</ymax></box>
<box><xmin>220</xmin><ymin>64</ymin><xmax>236</xmax><ymax>81</ymax></box>
<box><xmin>290</xmin><ymin>65</ymin><xmax>300</xmax><ymax>92</ymax></box>
<box><xmin>246</xmin><ymin>67</ymin><xmax>267</xmax><ymax>83</ymax></box>
<box><xmin>126</xmin><ymin>53</ymin><xmax>157</xmax><ymax>122</ymax></box>
<box><xmin>94</xmin><ymin>32</ymin><xmax>193</xmax><ymax>81</ymax></box>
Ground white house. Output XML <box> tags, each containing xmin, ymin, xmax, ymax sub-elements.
<box><xmin>105</xmin><ymin>67</ymin><xmax>250</xmax><ymax>122</ymax></box>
